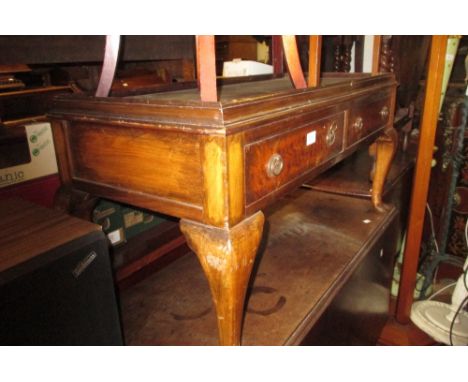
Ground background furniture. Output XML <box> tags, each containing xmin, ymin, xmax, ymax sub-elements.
<box><xmin>0</xmin><ymin>69</ymin><xmax>76</xmax><ymax>208</ymax></box>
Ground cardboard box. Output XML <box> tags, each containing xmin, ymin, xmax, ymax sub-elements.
<box><xmin>93</xmin><ymin>200</ymin><xmax>168</xmax><ymax>246</ymax></box>
<box><xmin>0</xmin><ymin>122</ymin><xmax>58</xmax><ymax>189</ymax></box>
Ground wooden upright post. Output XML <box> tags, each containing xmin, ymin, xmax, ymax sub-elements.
<box><xmin>195</xmin><ymin>35</ymin><xmax>217</xmax><ymax>102</ymax></box>
<box><xmin>395</xmin><ymin>35</ymin><xmax>448</xmax><ymax>324</ymax></box>
<box><xmin>371</xmin><ymin>35</ymin><xmax>382</xmax><ymax>74</ymax></box>
<box><xmin>271</xmin><ymin>35</ymin><xmax>284</xmax><ymax>75</ymax></box>
<box><xmin>307</xmin><ymin>36</ymin><xmax>322</xmax><ymax>87</ymax></box>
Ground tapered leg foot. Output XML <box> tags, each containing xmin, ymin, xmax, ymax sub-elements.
<box><xmin>370</xmin><ymin>127</ymin><xmax>398</xmax><ymax>212</ymax></box>
<box><xmin>179</xmin><ymin>212</ymin><xmax>265</xmax><ymax>345</ymax></box>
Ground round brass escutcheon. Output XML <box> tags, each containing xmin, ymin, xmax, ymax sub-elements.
<box><xmin>353</xmin><ymin>117</ymin><xmax>364</xmax><ymax>133</ymax></box>
<box><xmin>266</xmin><ymin>153</ymin><xmax>284</xmax><ymax>178</ymax></box>
<box><xmin>380</xmin><ymin>106</ymin><xmax>389</xmax><ymax>120</ymax></box>
<box><xmin>326</xmin><ymin>121</ymin><xmax>338</xmax><ymax>147</ymax></box>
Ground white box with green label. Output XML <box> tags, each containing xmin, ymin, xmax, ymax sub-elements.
<box><xmin>0</xmin><ymin>122</ymin><xmax>58</xmax><ymax>188</ymax></box>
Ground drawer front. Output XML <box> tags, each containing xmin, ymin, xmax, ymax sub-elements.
<box><xmin>347</xmin><ymin>93</ymin><xmax>392</xmax><ymax>146</ymax></box>
<box><xmin>245</xmin><ymin>113</ymin><xmax>345</xmax><ymax>205</ymax></box>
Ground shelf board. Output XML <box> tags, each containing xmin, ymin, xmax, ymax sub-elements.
<box><xmin>120</xmin><ymin>188</ymin><xmax>397</xmax><ymax>345</ymax></box>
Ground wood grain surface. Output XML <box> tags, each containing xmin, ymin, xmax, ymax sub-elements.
<box><xmin>0</xmin><ymin>198</ymin><xmax>101</xmax><ymax>274</ymax></box>
<box><xmin>50</xmin><ymin>74</ymin><xmax>397</xmax><ymax>227</ymax></box>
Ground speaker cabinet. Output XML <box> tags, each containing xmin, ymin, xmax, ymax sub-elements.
<box><xmin>0</xmin><ymin>198</ymin><xmax>123</xmax><ymax>345</ymax></box>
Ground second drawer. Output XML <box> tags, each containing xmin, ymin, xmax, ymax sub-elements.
<box><xmin>347</xmin><ymin>93</ymin><xmax>392</xmax><ymax>147</ymax></box>
<box><xmin>245</xmin><ymin>112</ymin><xmax>345</xmax><ymax>205</ymax></box>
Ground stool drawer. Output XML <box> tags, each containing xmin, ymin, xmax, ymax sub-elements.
<box><xmin>347</xmin><ymin>93</ymin><xmax>392</xmax><ymax>146</ymax></box>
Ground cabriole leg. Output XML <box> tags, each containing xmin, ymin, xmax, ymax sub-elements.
<box><xmin>369</xmin><ymin>127</ymin><xmax>398</xmax><ymax>212</ymax></box>
<box><xmin>179</xmin><ymin>211</ymin><xmax>265</xmax><ymax>346</ymax></box>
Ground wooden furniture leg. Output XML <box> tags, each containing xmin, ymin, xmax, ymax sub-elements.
<box><xmin>370</xmin><ymin>127</ymin><xmax>398</xmax><ymax>212</ymax></box>
<box><xmin>179</xmin><ymin>211</ymin><xmax>265</xmax><ymax>345</ymax></box>
<box><xmin>54</xmin><ymin>185</ymin><xmax>99</xmax><ymax>221</ymax></box>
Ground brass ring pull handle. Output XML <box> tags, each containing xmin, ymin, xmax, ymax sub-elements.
<box><xmin>266</xmin><ymin>153</ymin><xmax>284</xmax><ymax>177</ymax></box>
<box><xmin>325</xmin><ymin>121</ymin><xmax>338</xmax><ymax>147</ymax></box>
<box><xmin>353</xmin><ymin>117</ymin><xmax>364</xmax><ymax>134</ymax></box>
<box><xmin>380</xmin><ymin>106</ymin><xmax>389</xmax><ymax>120</ymax></box>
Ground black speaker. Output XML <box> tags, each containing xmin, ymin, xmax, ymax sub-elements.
<box><xmin>0</xmin><ymin>199</ymin><xmax>123</xmax><ymax>345</ymax></box>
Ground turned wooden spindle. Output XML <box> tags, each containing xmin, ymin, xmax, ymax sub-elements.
<box><xmin>333</xmin><ymin>41</ymin><xmax>342</xmax><ymax>72</ymax></box>
<box><xmin>380</xmin><ymin>35</ymin><xmax>395</xmax><ymax>73</ymax></box>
